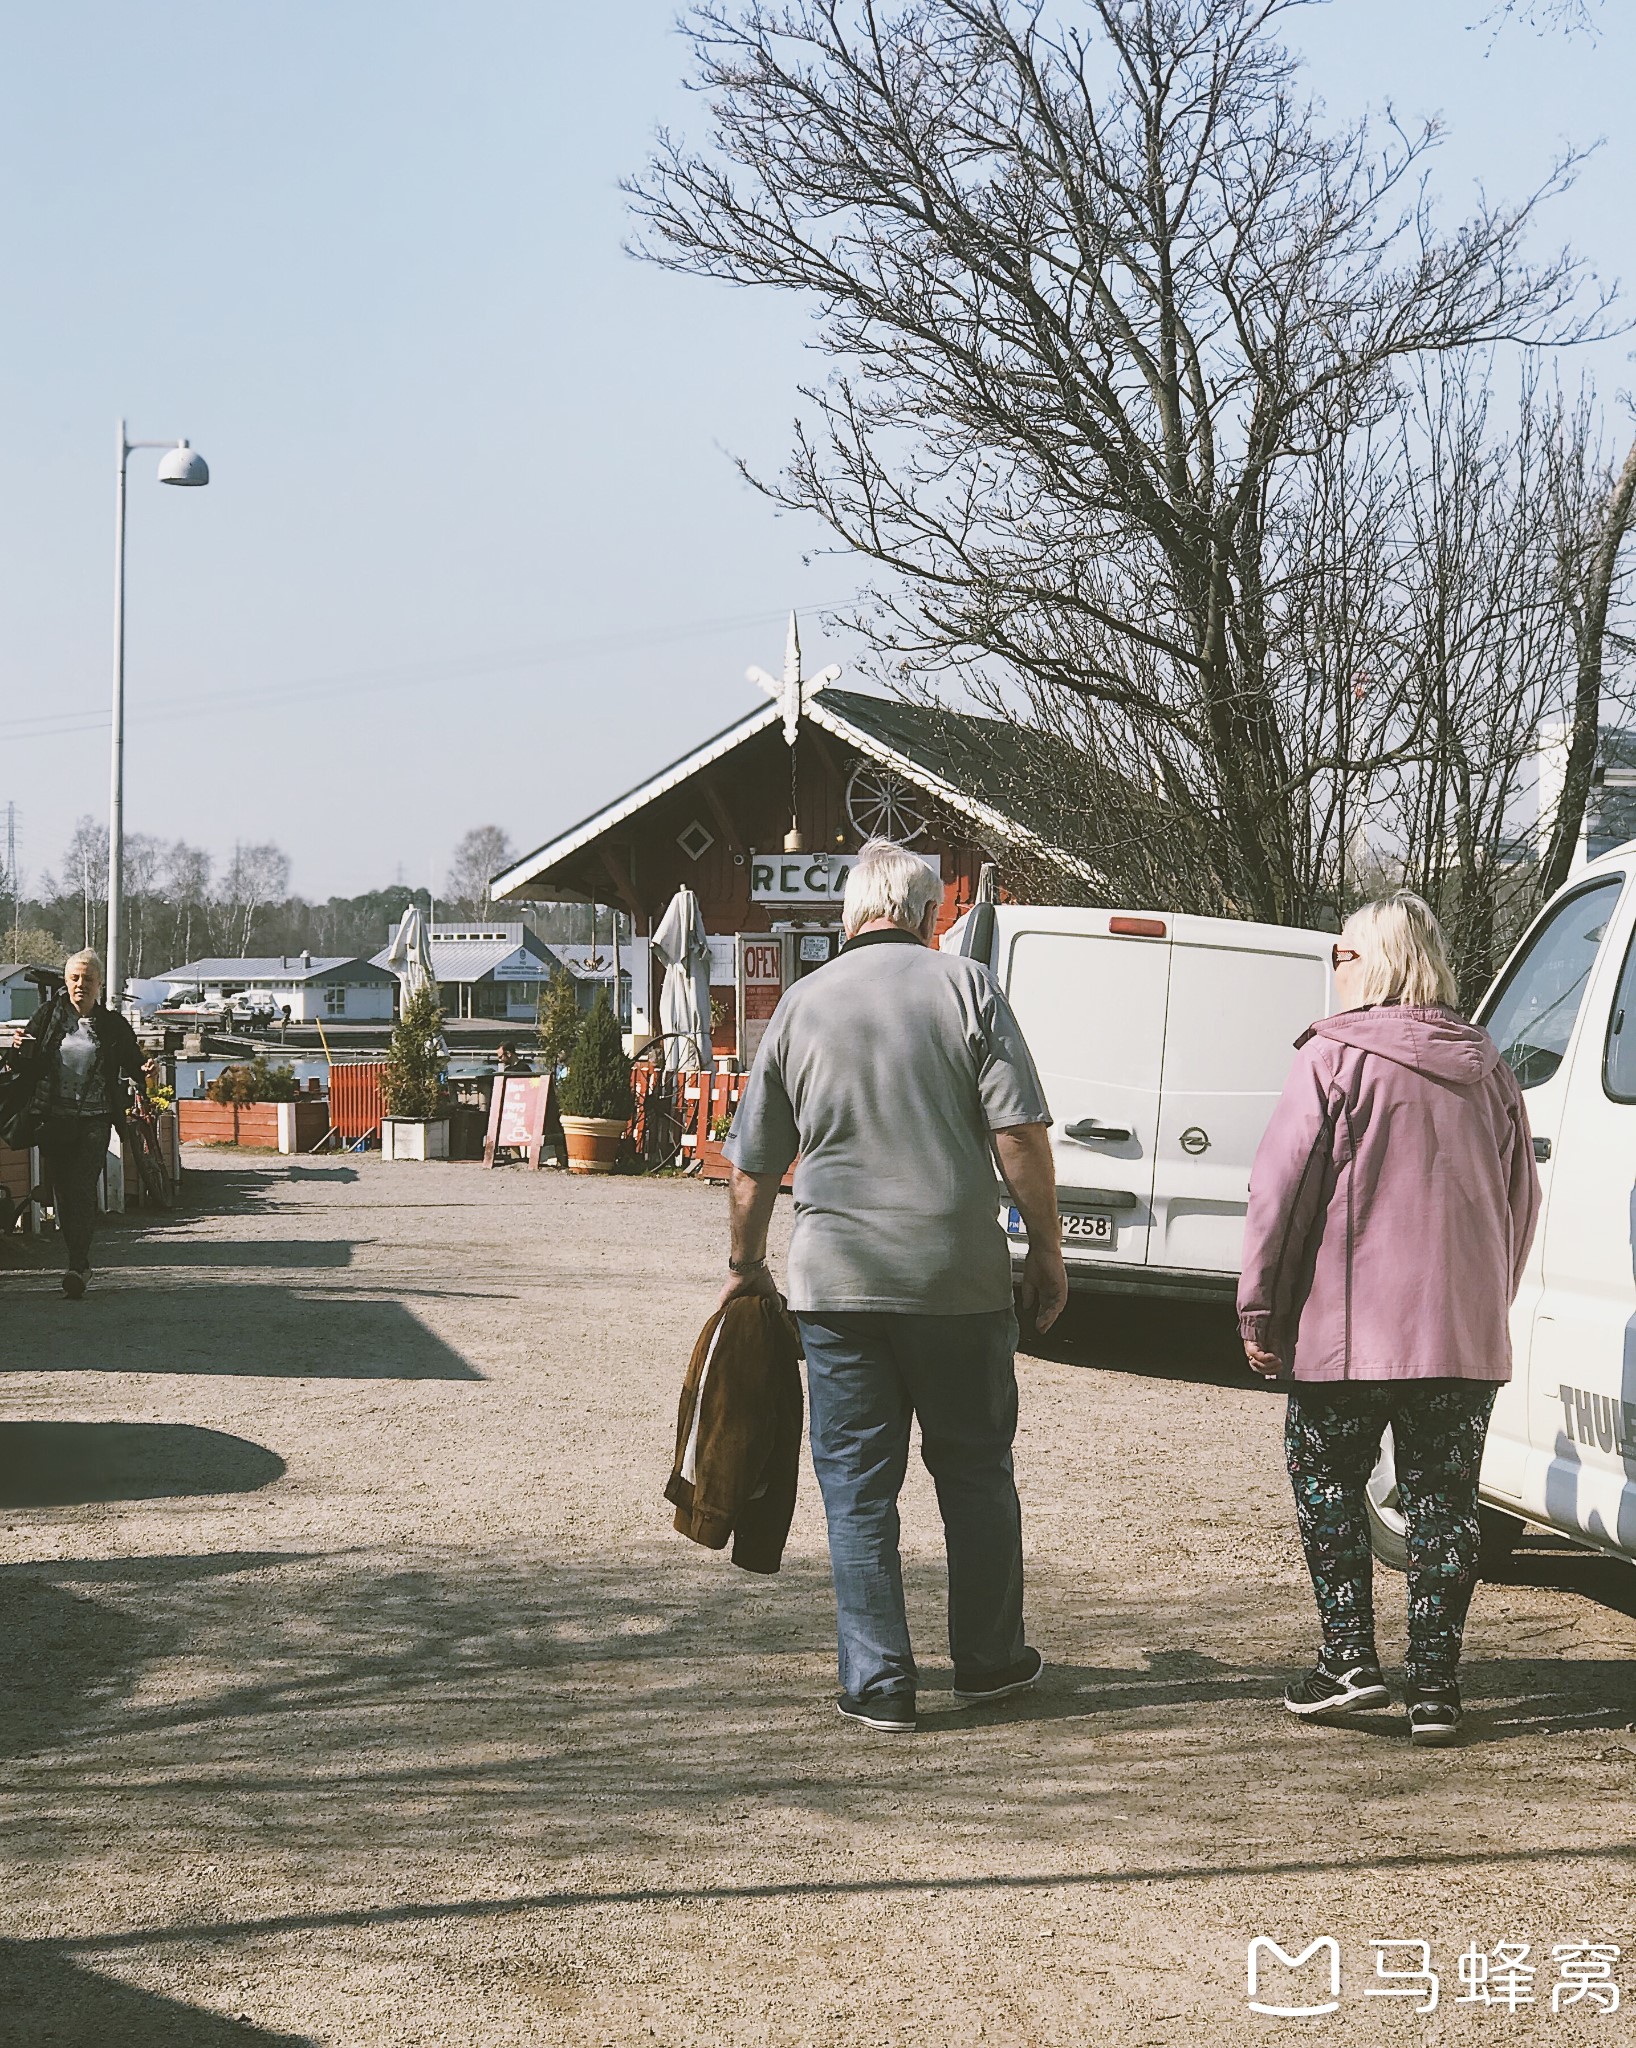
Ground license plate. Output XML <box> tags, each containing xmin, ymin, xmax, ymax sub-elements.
<box><xmin>1005</xmin><ymin>1205</ymin><xmax>1115</xmax><ymax>1246</ymax></box>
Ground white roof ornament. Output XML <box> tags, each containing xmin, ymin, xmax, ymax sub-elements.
<box><xmin>748</xmin><ymin>610</ymin><xmax>841</xmax><ymax>749</ymax></box>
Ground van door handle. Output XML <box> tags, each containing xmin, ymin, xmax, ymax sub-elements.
<box><xmin>1533</xmin><ymin>1136</ymin><xmax>1551</xmax><ymax>1162</ymax></box>
<box><xmin>1065</xmin><ymin>1118</ymin><xmax>1133</xmax><ymax>1144</ymax></box>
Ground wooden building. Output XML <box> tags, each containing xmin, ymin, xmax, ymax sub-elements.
<box><xmin>491</xmin><ymin>621</ymin><xmax>1081</xmax><ymax>1062</ymax></box>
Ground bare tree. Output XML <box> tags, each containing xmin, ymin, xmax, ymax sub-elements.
<box><xmin>163</xmin><ymin>842</ymin><xmax>213</xmax><ymax>964</ymax></box>
<box><xmin>218</xmin><ymin>842</ymin><xmax>292</xmax><ymax>957</ymax></box>
<box><xmin>1537</xmin><ymin>426</ymin><xmax>1636</xmax><ymax>898</ymax></box>
<box><xmin>124</xmin><ymin>833</ymin><xmax>165</xmax><ymax>977</ymax></box>
<box><xmin>632</xmin><ymin>0</ymin><xmax>1602</xmax><ymax>931</ymax></box>
<box><xmin>445</xmin><ymin>827</ymin><xmax>514</xmax><ymax>916</ymax></box>
<box><xmin>59</xmin><ymin>816</ymin><xmax>109</xmax><ymax>951</ymax></box>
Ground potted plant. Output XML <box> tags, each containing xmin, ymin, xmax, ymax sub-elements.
<box><xmin>380</xmin><ymin>984</ymin><xmax>450</xmax><ymax>1160</ymax></box>
<box><xmin>179</xmin><ymin>1055</ymin><xmax>301</xmax><ymax>1149</ymax></box>
<box><xmin>535</xmin><ymin>968</ymin><xmax>580</xmax><ymax>1077</ymax></box>
<box><xmin>557</xmin><ymin>988</ymin><xmax>631</xmax><ymax>1174</ymax></box>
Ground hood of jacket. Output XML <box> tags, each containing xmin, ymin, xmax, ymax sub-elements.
<box><xmin>1304</xmin><ymin>1003</ymin><xmax>1501</xmax><ymax>1086</ymax></box>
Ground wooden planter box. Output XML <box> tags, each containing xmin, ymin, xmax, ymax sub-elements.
<box><xmin>381</xmin><ymin>1116</ymin><xmax>450</xmax><ymax>1161</ymax></box>
<box><xmin>178</xmin><ymin>1100</ymin><xmax>283</xmax><ymax>1150</ymax></box>
<box><xmin>277</xmin><ymin>1100</ymin><xmax>333</xmax><ymax>1155</ymax></box>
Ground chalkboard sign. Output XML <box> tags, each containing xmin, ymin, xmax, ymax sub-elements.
<box><xmin>484</xmin><ymin>1073</ymin><xmax>554</xmax><ymax>1169</ymax></box>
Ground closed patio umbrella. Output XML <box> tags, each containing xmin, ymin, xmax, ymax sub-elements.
<box><xmin>385</xmin><ymin>904</ymin><xmax>436</xmax><ymax>1008</ymax></box>
<box><xmin>651</xmin><ymin>885</ymin><xmax>712</xmax><ymax>1073</ymax></box>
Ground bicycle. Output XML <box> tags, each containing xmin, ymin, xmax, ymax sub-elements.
<box><xmin>123</xmin><ymin>1077</ymin><xmax>175</xmax><ymax>1210</ymax></box>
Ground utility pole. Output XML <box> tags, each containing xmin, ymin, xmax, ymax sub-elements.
<box><xmin>4</xmin><ymin>802</ymin><xmax>15</xmax><ymax>957</ymax></box>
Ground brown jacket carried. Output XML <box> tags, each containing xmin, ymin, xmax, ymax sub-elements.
<box><xmin>665</xmin><ymin>1294</ymin><xmax>803</xmax><ymax>1575</ymax></box>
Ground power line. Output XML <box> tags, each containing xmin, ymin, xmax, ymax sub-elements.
<box><xmin>0</xmin><ymin>598</ymin><xmax>861</xmax><ymax>743</ymax></box>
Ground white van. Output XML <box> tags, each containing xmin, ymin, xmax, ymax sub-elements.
<box><xmin>946</xmin><ymin>904</ymin><xmax>1335</xmax><ymax>1298</ymax></box>
<box><xmin>1368</xmin><ymin>845</ymin><xmax>1636</xmax><ymax>1573</ymax></box>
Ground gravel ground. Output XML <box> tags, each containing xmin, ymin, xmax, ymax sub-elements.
<box><xmin>0</xmin><ymin>1150</ymin><xmax>1632</xmax><ymax>2046</ymax></box>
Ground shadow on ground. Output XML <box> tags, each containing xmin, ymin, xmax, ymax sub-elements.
<box><xmin>99</xmin><ymin>1239</ymin><xmax>355</xmax><ymax>1270</ymax></box>
<box><xmin>0</xmin><ymin>1940</ymin><xmax>314</xmax><ymax>2046</ymax></box>
<box><xmin>2</xmin><ymin>1543</ymin><xmax>1630</xmax><ymax>1902</ymax></box>
<box><xmin>0</xmin><ymin>1553</ymin><xmax>302</xmax><ymax>1760</ymax></box>
<box><xmin>0</xmin><ymin>1286</ymin><xmax>479</xmax><ymax>1379</ymax></box>
<box><xmin>1020</xmin><ymin>1289</ymin><xmax>1253</xmax><ymax>1387</ymax></box>
<box><xmin>0</xmin><ymin>1422</ymin><xmax>286</xmax><ymax>1508</ymax></box>
<box><xmin>1493</xmin><ymin>1527</ymin><xmax>1636</xmax><ymax>1620</ymax></box>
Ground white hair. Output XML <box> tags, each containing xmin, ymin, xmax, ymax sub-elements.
<box><xmin>65</xmin><ymin>949</ymin><xmax>104</xmax><ymax>986</ymax></box>
<box><xmin>1344</xmin><ymin>892</ymin><xmax>1459</xmax><ymax>1009</ymax></box>
<box><xmin>841</xmin><ymin>838</ymin><xmax>944</xmax><ymax>938</ymax></box>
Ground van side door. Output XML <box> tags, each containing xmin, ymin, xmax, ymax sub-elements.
<box><xmin>1002</xmin><ymin>918</ymin><xmax>1170</xmax><ymax>1268</ymax></box>
<box><xmin>1150</xmin><ymin>927</ymin><xmax>1332</xmax><ymax>1275</ymax></box>
<box><xmin>1476</xmin><ymin>872</ymin><xmax>1627</xmax><ymax>1518</ymax></box>
<box><xmin>1519</xmin><ymin>877</ymin><xmax>1636</xmax><ymax>1556</ymax></box>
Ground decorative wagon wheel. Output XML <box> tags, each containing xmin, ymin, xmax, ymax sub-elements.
<box><xmin>846</xmin><ymin>762</ymin><xmax>929</xmax><ymax>844</ymax></box>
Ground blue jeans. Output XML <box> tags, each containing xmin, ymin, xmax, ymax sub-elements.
<box><xmin>797</xmin><ymin>1309</ymin><xmax>1026</xmax><ymax>1702</ymax></box>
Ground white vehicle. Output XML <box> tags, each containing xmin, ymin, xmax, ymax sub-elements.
<box><xmin>1369</xmin><ymin>845</ymin><xmax>1636</xmax><ymax>1573</ymax></box>
<box><xmin>946</xmin><ymin>903</ymin><xmax>1335</xmax><ymax>1298</ymax></box>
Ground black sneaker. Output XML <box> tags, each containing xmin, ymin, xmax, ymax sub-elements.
<box><xmin>61</xmin><ymin>1270</ymin><xmax>86</xmax><ymax>1301</ymax></box>
<box><xmin>1283</xmin><ymin>1659</ymin><xmax>1391</xmax><ymax>1719</ymax></box>
<box><xmin>1408</xmin><ymin>1680</ymin><xmax>1462</xmax><ymax>1747</ymax></box>
<box><xmin>836</xmin><ymin>1690</ymin><xmax>916</xmax><ymax>1733</ymax></box>
<box><xmin>953</xmin><ymin>1646</ymin><xmax>1044</xmax><ymax>1706</ymax></box>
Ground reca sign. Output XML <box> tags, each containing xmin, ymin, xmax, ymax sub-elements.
<box><xmin>749</xmin><ymin>851</ymin><xmax>940</xmax><ymax>902</ymax></box>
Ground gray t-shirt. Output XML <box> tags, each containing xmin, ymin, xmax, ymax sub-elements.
<box><xmin>722</xmin><ymin>931</ymin><xmax>1051</xmax><ymax>1314</ymax></box>
<box><xmin>55</xmin><ymin>1015</ymin><xmax>109</xmax><ymax>1116</ymax></box>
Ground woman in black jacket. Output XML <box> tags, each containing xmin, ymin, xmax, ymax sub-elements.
<box><xmin>6</xmin><ymin>950</ymin><xmax>145</xmax><ymax>1296</ymax></box>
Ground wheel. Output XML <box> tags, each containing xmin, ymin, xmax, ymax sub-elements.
<box><xmin>128</xmin><ymin>1121</ymin><xmax>174</xmax><ymax>1210</ymax></box>
<box><xmin>846</xmin><ymin>763</ymin><xmax>929</xmax><ymax>844</ymax></box>
<box><xmin>1366</xmin><ymin>1430</ymin><xmax>1524</xmax><ymax>1579</ymax></box>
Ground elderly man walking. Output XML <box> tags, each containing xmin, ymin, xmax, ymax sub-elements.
<box><xmin>719</xmin><ymin>838</ymin><xmax>1066</xmax><ymax>1732</ymax></box>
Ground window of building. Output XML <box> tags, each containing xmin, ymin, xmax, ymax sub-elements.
<box><xmin>324</xmin><ymin>985</ymin><xmax>347</xmax><ymax>1017</ymax></box>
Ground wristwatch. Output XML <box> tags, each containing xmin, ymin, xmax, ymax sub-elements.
<box><xmin>727</xmin><ymin>1253</ymin><xmax>769</xmax><ymax>1276</ymax></box>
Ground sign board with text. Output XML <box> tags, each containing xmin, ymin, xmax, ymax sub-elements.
<box><xmin>483</xmin><ymin>1073</ymin><xmax>554</xmax><ymax>1169</ymax></box>
<box><xmin>749</xmin><ymin>851</ymin><xmax>941</xmax><ymax>903</ymax></box>
<box><xmin>738</xmin><ymin>934</ymin><xmax>784</xmax><ymax>1067</ymax></box>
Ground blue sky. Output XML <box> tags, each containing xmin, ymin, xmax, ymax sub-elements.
<box><xmin>2</xmin><ymin>0</ymin><xmax>1632</xmax><ymax>898</ymax></box>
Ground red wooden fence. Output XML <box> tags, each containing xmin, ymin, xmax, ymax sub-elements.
<box><xmin>329</xmin><ymin>1061</ymin><xmax>388</xmax><ymax>1142</ymax></box>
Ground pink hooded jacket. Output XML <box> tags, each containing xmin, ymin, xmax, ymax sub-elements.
<box><xmin>1237</xmin><ymin>1006</ymin><xmax>1540</xmax><ymax>1382</ymax></box>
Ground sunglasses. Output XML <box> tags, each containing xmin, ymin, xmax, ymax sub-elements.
<box><xmin>1332</xmin><ymin>945</ymin><xmax>1360</xmax><ymax>969</ymax></box>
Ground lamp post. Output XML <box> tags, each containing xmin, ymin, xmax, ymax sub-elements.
<box><xmin>107</xmin><ymin>419</ymin><xmax>210</xmax><ymax>1003</ymax></box>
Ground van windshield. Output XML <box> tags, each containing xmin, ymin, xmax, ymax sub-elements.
<box><xmin>1480</xmin><ymin>878</ymin><xmax>1623</xmax><ymax>1089</ymax></box>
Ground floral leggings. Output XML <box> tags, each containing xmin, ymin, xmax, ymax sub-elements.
<box><xmin>1285</xmin><ymin>1381</ymin><xmax>1499</xmax><ymax>1686</ymax></box>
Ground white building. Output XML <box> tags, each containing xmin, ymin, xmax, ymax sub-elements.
<box><xmin>0</xmin><ymin>964</ymin><xmax>45</xmax><ymax>1023</ymax></box>
<box><xmin>370</xmin><ymin>923</ymin><xmax>558</xmax><ymax>1021</ymax></box>
<box><xmin>157</xmin><ymin>954</ymin><xmax>397</xmax><ymax>1023</ymax></box>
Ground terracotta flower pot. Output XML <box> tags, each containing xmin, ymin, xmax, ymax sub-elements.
<box><xmin>558</xmin><ymin>1113</ymin><xmax>625</xmax><ymax>1175</ymax></box>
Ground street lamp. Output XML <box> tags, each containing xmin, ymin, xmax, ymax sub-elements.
<box><xmin>107</xmin><ymin>418</ymin><xmax>210</xmax><ymax>1004</ymax></box>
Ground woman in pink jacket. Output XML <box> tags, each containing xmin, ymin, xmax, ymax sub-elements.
<box><xmin>1238</xmin><ymin>892</ymin><xmax>1539</xmax><ymax>1746</ymax></box>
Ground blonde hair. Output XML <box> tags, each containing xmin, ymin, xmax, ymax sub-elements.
<box><xmin>65</xmin><ymin>948</ymin><xmax>104</xmax><ymax>987</ymax></box>
<box><xmin>841</xmin><ymin>838</ymin><xmax>944</xmax><ymax>937</ymax></box>
<box><xmin>1343</xmin><ymin>893</ymin><xmax>1459</xmax><ymax>1009</ymax></box>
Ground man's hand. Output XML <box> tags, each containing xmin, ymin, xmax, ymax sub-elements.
<box><xmin>1243</xmin><ymin>1339</ymin><xmax>1282</xmax><ymax>1378</ymax></box>
<box><xmin>717</xmin><ymin>1262</ymin><xmax>779</xmax><ymax>1313</ymax></box>
<box><xmin>993</xmin><ymin>1121</ymin><xmax>1067</xmax><ymax>1334</ymax></box>
<box><xmin>9</xmin><ymin>1027</ymin><xmax>24</xmax><ymax>1051</ymax></box>
<box><xmin>1018</xmin><ymin>1241</ymin><xmax>1068</xmax><ymax>1334</ymax></box>
<box><xmin>721</xmin><ymin>1165</ymin><xmax>785</xmax><ymax>1314</ymax></box>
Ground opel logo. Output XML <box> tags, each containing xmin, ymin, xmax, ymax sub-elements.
<box><xmin>1181</xmin><ymin>1126</ymin><xmax>1210</xmax><ymax>1155</ymax></box>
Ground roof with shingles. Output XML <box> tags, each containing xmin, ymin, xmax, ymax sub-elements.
<box><xmin>490</xmin><ymin>684</ymin><xmax>1092</xmax><ymax>901</ymax></box>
